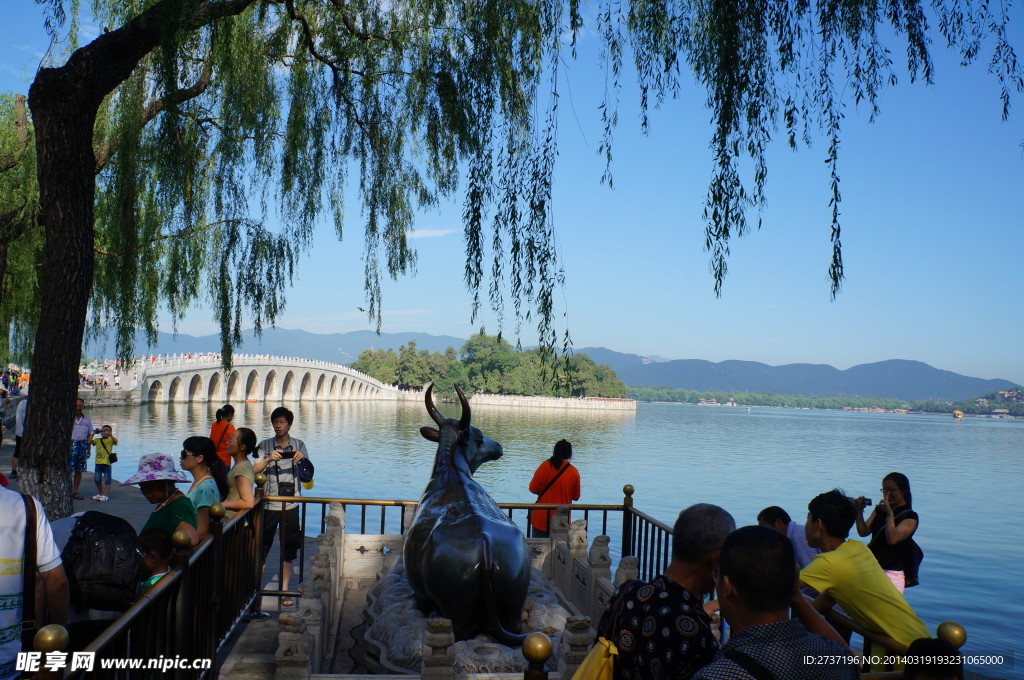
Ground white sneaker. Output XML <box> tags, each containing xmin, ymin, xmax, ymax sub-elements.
<box><xmin>92</xmin><ymin>494</ymin><xmax>102</xmax><ymax>501</ymax></box>
<box><xmin>100</xmin><ymin>496</ymin><xmax>109</xmax><ymax>502</ymax></box>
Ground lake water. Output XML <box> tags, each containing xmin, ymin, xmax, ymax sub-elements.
<box><xmin>92</xmin><ymin>400</ymin><xmax>1022</xmax><ymax>678</ymax></box>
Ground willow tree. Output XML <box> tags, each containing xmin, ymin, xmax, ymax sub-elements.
<box><xmin>0</xmin><ymin>0</ymin><xmax>1018</xmax><ymax>518</ymax></box>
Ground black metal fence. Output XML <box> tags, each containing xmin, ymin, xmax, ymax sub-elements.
<box><xmin>63</xmin><ymin>496</ymin><xmax>264</xmax><ymax>679</ymax></box>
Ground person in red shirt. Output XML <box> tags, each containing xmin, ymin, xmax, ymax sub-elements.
<box><xmin>209</xmin><ymin>404</ymin><xmax>236</xmax><ymax>467</ymax></box>
<box><xmin>528</xmin><ymin>439</ymin><xmax>581</xmax><ymax>537</ymax></box>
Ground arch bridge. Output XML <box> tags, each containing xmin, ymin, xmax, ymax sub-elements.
<box><xmin>137</xmin><ymin>354</ymin><xmax>399</xmax><ymax>404</ymax></box>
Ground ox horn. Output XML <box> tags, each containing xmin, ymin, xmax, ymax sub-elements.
<box><xmin>455</xmin><ymin>385</ymin><xmax>471</xmax><ymax>429</ymax></box>
<box><xmin>424</xmin><ymin>382</ymin><xmax>445</xmax><ymax>426</ymax></box>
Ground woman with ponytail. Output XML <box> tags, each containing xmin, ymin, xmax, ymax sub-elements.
<box><xmin>209</xmin><ymin>404</ymin><xmax>236</xmax><ymax>467</ymax></box>
<box><xmin>181</xmin><ymin>436</ymin><xmax>230</xmax><ymax>541</ymax></box>
<box><xmin>222</xmin><ymin>427</ymin><xmax>258</xmax><ymax>519</ymax></box>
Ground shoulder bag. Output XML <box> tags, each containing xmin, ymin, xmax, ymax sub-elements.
<box><xmin>99</xmin><ymin>438</ymin><xmax>117</xmax><ymax>464</ymax></box>
<box><xmin>571</xmin><ymin>580</ymin><xmax>637</xmax><ymax>680</ymax></box>
<box><xmin>21</xmin><ymin>494</ymin><xmax>38</xmax><ymax>652</ymax></box>
<box><xmin>536</xmin><ymin>462</ymin><xmax>572</xmax><ymax>500</ymax></box>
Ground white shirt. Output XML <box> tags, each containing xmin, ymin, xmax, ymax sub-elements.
<box><xmin>0</xmin><ymin>487</ymin><xmax>62</xmax><ymax>680</ymax></box>
<box><xmin>788</xmin><ymin>521</ymin><xmax>821</xmax><ymax>569</ymax></box>
<box><xmin>14</xmin><ymin>400</ymin><xmax>26</xmax><ymax>438</ymax></box>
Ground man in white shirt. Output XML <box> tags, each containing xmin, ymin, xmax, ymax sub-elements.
<box><xmin>757</xmin><ymin>505</ymin><xmax>820</xmax><ymax>569</ymax></box>
<box><xmin>0</xmin><ymin>486</ymin><xmax>69</xmax><ymax>680</ymax></box>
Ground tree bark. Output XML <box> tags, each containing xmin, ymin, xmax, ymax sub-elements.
<box><xmin>22</xmin><ymin>67</ymin><xmax>99</xmax><ymax>520</ymax></box>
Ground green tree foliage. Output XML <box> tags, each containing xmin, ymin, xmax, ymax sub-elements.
<box><xmin>0</xmin><ymin>0</ymin><xmax>1018</xmax><ymax>519</ymax></box>
<box><xmin>352</xmin><ymin>333</ymin><xmax>628</xmax><ymax>397</ymax></box>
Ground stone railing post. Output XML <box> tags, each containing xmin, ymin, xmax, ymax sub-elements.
<box><xmin>588</xmin><ymin>535</ymin><xmax>612</xmax><ymax>622</ymax></box>
<box><xmin>614</xmin><ymin>556</ymin><xmax>639</xmax><ymax>587</ymax></box>
<box><xmin>559</xmin><ymin>616</ymin><xmax>592</xmax><ymax>680</ymax></box>
<box><xmin>298</xmin><ymin>582</ymin><xmax>324</xmax><ymax>671</ymax></box>
<box><xmin>275</xmin><ymin>613</ymin><xmax>313</xmax><ymax>680</ymax></box>
<box><xmin>329</xmin><ymin>502</ymin><xmax>346</xmax><ymax>574</ymax></box>
<box><xmin>421</xmin><ymin>618</ymin><xmax>455</xmax><ymax>679</ymax></box>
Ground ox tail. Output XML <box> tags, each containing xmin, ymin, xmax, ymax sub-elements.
<box><xmin>480</xmin><ymin>534</ymin><xmax>530</xmax><ymax>647</ymax></box>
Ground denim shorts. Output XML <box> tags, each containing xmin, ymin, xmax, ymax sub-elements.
<box><xmin>94</xmin><ymin>463</ymin><xmax>112</xmax><ymax>487</ymax></box>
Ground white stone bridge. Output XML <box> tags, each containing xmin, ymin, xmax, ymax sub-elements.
<box><xmin>136</xmin><ymin>354</ymin><xmax>399</xmax><ymax>404</ymax></box>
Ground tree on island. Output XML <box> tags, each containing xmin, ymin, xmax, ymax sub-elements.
<box><xmin>352</xmin><ymin>333</ymin><xmax>628</xmax><ymax>397</ymax></box>
<box><xmin>0</xmin><ymin>0</ymin><xmax>1019</xmax><ymax>518</ymax></box>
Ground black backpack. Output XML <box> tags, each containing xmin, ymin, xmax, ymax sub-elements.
<box><xmin>61</xmin><ymin>512</ymin><xmax>146</xmax><ymax>611</ymax></box>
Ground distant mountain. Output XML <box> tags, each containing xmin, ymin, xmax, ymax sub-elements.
<box><xmin>83</xmin><ymin>328</ymin><xmax>465</xmax><ymax>366</ymax></box>
<box><xmin>82</xmin><ymin>330</ymin><xmax>1015</xmax><ymax>402</ymax></box>
<box><xmin>575</xmin><ymin>348</ymin><xmax>1016</xmax><ymax>402</ymax></box>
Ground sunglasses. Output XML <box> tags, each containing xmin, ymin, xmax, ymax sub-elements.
<box><xmin>180</xmin><ymin>450</ymin><xmax>197</xmax><ymax>458</ymax></box>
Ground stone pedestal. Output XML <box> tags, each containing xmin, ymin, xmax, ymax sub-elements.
<box><xmin>274</xmin><ymin>614</ymin><xmax>313</xmax><ymax>680</ymax></box>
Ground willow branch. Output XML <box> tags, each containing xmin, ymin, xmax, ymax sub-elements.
<box><xmin>94</xmin><ymin>60</ymin><xmax>215</xmax><ymax>173</ymax></box>
<box><xmin>0</xmin><ymin>95</ymin><xmax>29</xmax><ymax>173</ymax></box>
<box><xmin>284</xmin><ymin>0</ymin><xmax>370</xmax><ymax>133</ymax></box>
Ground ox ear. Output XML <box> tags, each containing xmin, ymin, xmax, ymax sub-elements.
<box><xmin>420</xmin><ymin>427</ymin><xmax>440</xmax><ymax>442</ymax></box>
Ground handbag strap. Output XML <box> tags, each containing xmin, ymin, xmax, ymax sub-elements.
<box><xmin>21</xmin><ymin>494</ymin><xmax>37</xmax><ymax>652</ymax></box>
<box><xmin>536</xmin><ymin>461</ymin><xmax>572</xmax><ymax>500</ymax></box>
<box><xmin>724</xmin><ymin>649</ymin><xmax>776</xmax><ymax>680</ymax></box>
<box><xmin>214</xmin><ymin>424</ymin><xmax>229</xmax><ymax>450</ymax></box>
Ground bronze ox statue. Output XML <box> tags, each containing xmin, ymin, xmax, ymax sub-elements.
<box><xmin>402</xmin><ymin>384</ymin><xmax>531</xmax><ymax>645</ymax></box>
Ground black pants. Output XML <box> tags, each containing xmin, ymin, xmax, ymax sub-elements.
<box><xmin>261</xmin><ymin>507</ymin><xmax>302</xmax><ymax>563</ymax></box>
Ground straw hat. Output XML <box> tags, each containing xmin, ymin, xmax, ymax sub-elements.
<box><xmin>121</xmin><ymin>453</ymin><xmax>189</xmax><ymax>485</ymax></box>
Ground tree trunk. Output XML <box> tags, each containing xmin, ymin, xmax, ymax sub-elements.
<box><xmin>21</xmin><ymin>67</ymin><xmax>100</xmax><ymax>520</ymax></box>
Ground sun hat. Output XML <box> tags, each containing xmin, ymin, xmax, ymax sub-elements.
<box><xmin>295</xmin><ymin>458</ymin><xmax>315</xmax><ymax>490</ymax></box>
<box><xmin>121</xmin><ymin>453</ymin><xmax>190</xmax><ymax>485</ymax></box>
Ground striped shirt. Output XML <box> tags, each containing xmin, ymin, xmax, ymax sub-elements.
<box><xmin>255</xmin><ymin>437</ymin><xmax>309</xmax><ymax>512</ymax></box>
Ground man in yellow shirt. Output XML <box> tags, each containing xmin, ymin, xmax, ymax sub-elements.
<box><xmin>800</xmin><ymin>489</ymin><xmax>931</xmax><ymax>655</ymax></box>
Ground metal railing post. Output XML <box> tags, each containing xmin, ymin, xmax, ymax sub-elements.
<box><xmin>170</xmin><ymin>530</ymin><xmax>192</xmax><ymax>680</ymax></box>
<box><xmin>621</xmin><ymin>484</ymin><xmax>635</xmax><ymax>557</ymax></box>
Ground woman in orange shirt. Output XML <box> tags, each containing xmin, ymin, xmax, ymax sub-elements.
<box><xmin>528</xmin><ymin>439</ymin><xmax>580</xmax><ymax>537</ymax></box>
<box><xmin>209</xmin><ymin>404</ymin><xmax>236</xmax><ymax>467</ymax></box>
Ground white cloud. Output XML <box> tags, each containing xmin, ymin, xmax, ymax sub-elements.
<box><xmin>80</xmin><ymin>23</ymin><xmax>101</xmax><ymax>40</ymax></box>
<box><xmin>405</xmin><ymin>228</ymin><xmax>456</xmax><ymax>239</ymax></box>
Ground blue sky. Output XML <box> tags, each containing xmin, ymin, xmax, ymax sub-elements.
<box><xmin>3</xmin><ymin>6</ymin><xmax>1022</xmax><ymax>384</ymax></box>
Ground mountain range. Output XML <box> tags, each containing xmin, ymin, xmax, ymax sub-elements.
<box><xmin>83</xmin><ymin>328</ymin><xmax>1017</xmax><ymax>402</ymax></box>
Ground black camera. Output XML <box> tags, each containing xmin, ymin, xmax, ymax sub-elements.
<box><xmin>278</xmin><ymin>446</ymin><xmax>295</xmax><ymax>459</ymax></box>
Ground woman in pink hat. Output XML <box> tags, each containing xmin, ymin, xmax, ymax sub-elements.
<box><xmin>123</xmin><ymin>453</ymin><xmax>199</xmax><ymax>547</ymax></box>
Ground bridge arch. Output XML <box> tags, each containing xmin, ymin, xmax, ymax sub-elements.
<box><xmin>148</xmin><ymin>380</ymin><xmax>164</xmax><ymax>403</ymax></box>
<box><xmin>315</xmin><ymin>374</ymin><xmax>326</xmax><ymax>400</ymax></box>
<box><xmin>244</xmin><ymin>370</ymin><xmax>260</xmax><ymax>401</ymax></box>
<box><xmin>329</xmin><ymin>376</ymin><xmax>338</xmax><ymax>399</ymax></box>
<box><xmin>299</xmin><ymin>372</ymin><xmax>314</xmax><ymax>400</ymax></box>
<box><xmin>168</xmin><ymin>377</ymin><xmax>183</xmax><ymax>403</ymax></box>
<box><xmin>187</xmin><ymin>374</ymin><xmax>204</xmax><ymax>403</ymax></box>
<box><xmin>226</xmin><ymin>370</ymin><xmax>241</xmax><ymax>401</ymax></box>
<box><xmin>208</xmin><ymin>372</ymin><xmax>223</xmax><ymax>403</ymax></box>
<box><xmin>281</xmin><ymin>371</ymin><xmax>297</xmax><ymax>401</ymax></box>
<box><xmin>264</xmin><ymin>370</ymin><xmax>279</xmax><ymax>402</ymax></box>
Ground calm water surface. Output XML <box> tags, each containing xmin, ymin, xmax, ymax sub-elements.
<box><xmin>93</xmin><ymin>400</ymin><xmax>1022</xmax><ymax>677</ymax></box>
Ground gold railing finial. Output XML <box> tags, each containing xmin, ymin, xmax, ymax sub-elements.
<box><xmin>936</xmin><ymin>621</ymin><xmax>967</xmax><ymax>650</ymax></box>
<box><xmin>34</xmin><ymin>624</ymin><xmax>69</xmax><ymax>653</ymax></box>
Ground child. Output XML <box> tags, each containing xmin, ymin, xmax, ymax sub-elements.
<box><xmin>138</xmin><ymin>528</ymin><xmax>173</xmax><ymax>594</ymax></box>
<box><xmin>91</xmin><ymin>424</ymin><xmax>118</xmax><ymax>501</ymax></box>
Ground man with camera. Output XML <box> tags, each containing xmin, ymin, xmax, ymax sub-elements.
<box><xmin>254</xmin><ymin>406</ymin><xmax>309</xmax><ymax>607</ymax></box>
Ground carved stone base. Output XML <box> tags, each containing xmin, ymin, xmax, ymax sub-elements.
<box><xmin>364</xmin><ymin>561</ymin><xmax>569</xmax><ymax>674</ymax></box>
